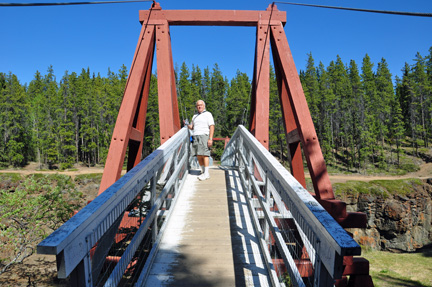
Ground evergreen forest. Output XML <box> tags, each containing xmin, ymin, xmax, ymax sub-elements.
<box><xmin>1</xmin><ymin>47</ymin><xmax>432</xmax><ymax>173</ymax></box>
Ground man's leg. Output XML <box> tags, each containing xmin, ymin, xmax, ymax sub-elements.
<box><xmin>203</xmin><ymin>156</ymin><xmax>210</xmax><ymax>176</ymax></box>
<box><xmin>197</xmin><ymin>155</ymin><xmax>205</xmax><ymax>174</ymax></box>
<box><xmin>198</xmin><ymin>155</ymin><xmax>210</xmax><ymax>180</ymax></box>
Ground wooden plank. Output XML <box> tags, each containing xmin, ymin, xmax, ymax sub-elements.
<box><xmin>226</xmin><ymin>169</ymin><xmax>273</xmax><ymax>287</ymax></box>
<box><xmin>140</xmin><ymin>168</ymin><xmax>237</xmax><ymax>287</ymax></box>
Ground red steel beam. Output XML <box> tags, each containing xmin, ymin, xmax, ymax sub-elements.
<box><xmin>156</xmin><ymin>20</ymin><xmax>181</xmax><ymax>144</ymax></box>
<box><xmin>270</xmin><ymin>22</ymin><xmax>335</xmax><ymax>200</ymax></box>
<box><xmin>250</xmin><ymin>22</ymin><xmax>270</xmax><ymax>149</ymax></box>
<box><xmin>127</xmin><ymin>47</ymin><xmax>154</xmax><ymax>170</ymax></box>
<box><xmin>98</xmin><ymin>24</ymin><xmax>156</xmax><ymax>194</ymax></box>
<box><xmin>248</xmin><ymin>46</ymin><xmax>257</xmax><ymax>136</ymax></box>
<box><xmin>139</xmin><ymin>7</ymin><xmax>286</xmax><ymax>26</ymax></box>
<box><xmin>273</xmin><ymin>55</ymin><xmax>307</xmax><ymax>188</ymax></box>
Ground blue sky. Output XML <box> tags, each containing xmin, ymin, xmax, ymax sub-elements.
<box><xmin>1</xmin><ymin>0</ymin><xmax>431</xmax><ymax>86</ymax></box>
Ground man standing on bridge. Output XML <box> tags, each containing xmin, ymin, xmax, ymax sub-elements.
<box><xmin>185</xmin><ymin>100</ymin><xmax>215</xmax><ymax>181</ymax></box>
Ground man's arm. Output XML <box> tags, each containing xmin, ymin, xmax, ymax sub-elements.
<box><xmin>208</xmin><ymin>124</ymin><xmax>215</xmax><ymax>147</ymax></box>
<box><xmin>183</xmin><ymin>119</ymin><xmax>193</xmax><ymax>130</ymax></box>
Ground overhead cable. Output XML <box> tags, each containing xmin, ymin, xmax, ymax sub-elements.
<box><xmin>0</xmin><ymin>0</ymin><xmax>152</xmax><ymax>7</ymax></box>
<box><xmin>273</xmin><ymin>2</ymin><xmax>432</xmax><ymax>18</ymax></box>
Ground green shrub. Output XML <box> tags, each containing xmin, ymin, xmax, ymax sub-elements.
<box><xmin>0</xmin><ymin>174</ymin><xmax>82</xmax><ymax>275</ymax></box>
<box><xmin>0</xmin><ymin>173</ymin><xmax>23</xmax><ymax>184</ymax></box>
<box><xmin>399</xmin><ymin>163</ymin><xmax>420</xmax><ymax>173</ymax></box>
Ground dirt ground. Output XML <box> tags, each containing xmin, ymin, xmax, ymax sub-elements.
<box><xmin>327</xmin><ymin>162</ymin><xmax>432</xmax><ymax>184</ymax></box>
<box><xmin>3</xmin><ymin>161</ymin><xmax>431</xmax><ymax>182</ymax></box>
<box><xmin>0</xmin><ymin>162</ymin><xmax>107</xmax><ymax>178</ymax></box>
<box><xmin>0</xmin><ymin>162</ymin><xmax>431</xmax><ymax>286</ymax></box>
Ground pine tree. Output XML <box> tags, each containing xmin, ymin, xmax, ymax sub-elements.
<box><xmin>360</xmin><ymin>54</ymin><xmax>378</xmax><ymax>168</ymax></box>
<box><xmin>27</xmin><ymin>71</ymin><xmax>45</xmax><ymax>167</ymax></box>
<box><xmin>28</xmin><ymin>66</ymin><xmax>59</xmax><ymax>168</ymax></box>
<box><xmin>76</xmin><ymin>68</ymin><xmax>95</xmax><ymax>166</ymax></box>
<box><xmin>0</xmin><ymin>72</ymin><xmax>30</xmax><ymax>167</ymax></box>
<box><xmin>44</xmin><ymin>66</ymin><xmax>60</xmax><ymax>168</ymax></box>
<box><xmin>348</xmin><ymin>60</ymin><xmax>362</xmax><ymax>169</ymax></box>
<box><xmin>316</xmin><ymin>62</ymin><xmax>335</xmax><ymax>163</ymax></box>
<box><xmin>142</xmin><ymin>74</ymin><xmax>160</xmax><ymax>157</ymax></box>
<box><xmin>177</xmin><ymin>62</ymin><xmax>193</xmax><ymax>122</ymax></box>
<box><xmin>268</xmin><ymin>65</ymin><xmax>287</xmax><ymax>162</ymax></box>
<box><xmin>57</xmin><ymin>71</ymin><xmax>77</xmax><ymax>169</ymax></box>
<box><xmin>190</xmin><ymin>64</ymin><xmax>203</xmax><ymax>103</ymax></box>
<box><xmin>411</xmin><ymin>52</ymin><xmax>430</xmax><ymax>147</ymax></box>
<box><xmin>302</xmin><ymin>53</ymin><xmax>320</xmax><ymax>125</ymax></box>
<box><xmin>392</xmin><ymin>76</ymin><xmax>406</xmax><ymax>166</ymax></box>
<box><xmin>426</xmin><ymin>47</ymin><xmax>432</xmax><ymax>146</ymax></box>
<box><xmin>328</xmin><ymin>55</ymin><xmax>351</xmax><ymax>161</ymax></box>
<box><xmin>375</xmin><ymin>58</ymin><xmax>393</xmax><ymax>167</ymax></box>
<box><xmin>98</xmin><ymin>66</ymin><xmax>126</xmax><ymax>162</ymax></box>
<box><xmin>201</xmin><ymin>67</ymin><xmax>211</xmax><ymax>103</ymax></box>
<box><xmin>399</xmin><ymin>63</ymin><xmax>419</xmax><ymax>153</ymax></box>
<box><xmin>226</xmin><ymin>70</ymin><xmax>251</xmax><ymax>135</ymax></box>
<box><xmin>208</xmin><ymin>64</ymin><xmax>228</xmax><ymax>137</ymax></box>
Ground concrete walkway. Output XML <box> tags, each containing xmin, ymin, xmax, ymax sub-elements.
<box><xmin>144</xmin><ymin>166</ymin><xmax>271</xmax><ymax>287</ymax></box>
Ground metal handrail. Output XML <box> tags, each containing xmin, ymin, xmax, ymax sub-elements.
<box><xmin>37</xmin><ymin>127</ymin><xmax>190</xmax><ymax>286</ymax></box>
<box><xmin>221</xmin><ymin>125</ymin><xmax>361</xmax><ymax>287</ymax></box>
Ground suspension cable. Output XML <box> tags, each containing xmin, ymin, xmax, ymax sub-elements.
<box><xmin>0</xmin><ymin>0</ymin><xmax>152</xmax><ymax>7</ymax></box>
<box><xmin>273</xmin><ymin>1</ymin><xmax>432</xmax><ymax>18</ymax></box>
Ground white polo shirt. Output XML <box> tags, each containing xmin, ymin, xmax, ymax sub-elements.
<box><xmin>192</xmin><ymin>110</ymin><xmax>214</xmax><ymax>136</ymax></box>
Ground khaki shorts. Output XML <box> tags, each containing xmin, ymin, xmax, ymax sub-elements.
<box><xmin>191</xmin><ymin>134</ymin><xmax>211</xmax><ymax>157</ymax></box>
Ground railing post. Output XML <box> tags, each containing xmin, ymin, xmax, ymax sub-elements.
<box><xmin>151</xmin><ymin>176</ymin><xmax>158</xmax><ymax>243</ymax></box>
<box><xmin>69</xmin><ymin>259</ymin><xmax>91</xmax><ymax>287</ymax></box>
<box><xmin>237</xmin><ymin>136</ymin><xmax>244</xmax><ymax>178</ymax></box>
<box><xmin>246</xmin><ymin>148</ymin><xmax>253</xmax><ymax>196</ymax></box>
<box><xmin>69</xmin><ymin>236</ymin><xmax>92</xmax><ymax>287</ymax></box>
<box><xmin>314</xmin><ymin>239</ymin><xmax>335</xmax><ymax>287</ymax></box>
<box><xmin>263</xmin><ymin>175</ymin><xmax>270</xmax><ymax>246</ymax></box>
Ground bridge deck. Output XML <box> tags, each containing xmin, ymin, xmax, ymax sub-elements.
<box><xmin>144</xmin><ymin>167</ymin><xmax>271</xmax><ymax>286</ymax></box>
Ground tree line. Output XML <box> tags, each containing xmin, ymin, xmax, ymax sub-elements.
<box><xmin>301</xmin><ymin>48</ymin><xmax>432</xmax><ymax>171</ymax></box>
<box><xmin>1</xmin><ymin>47</ymin><xmax>431</xmax><ymax>172</ymax></box>
<box><xmin>0</xmin><ymin>66</ymin><xmax>127</xmax><ymax>169</ymax></box>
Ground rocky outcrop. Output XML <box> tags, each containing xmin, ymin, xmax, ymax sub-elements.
<box><xmin>337</xmin><ymin>179</ymin><xmax>432</xmax><ymax>252</ymax></box>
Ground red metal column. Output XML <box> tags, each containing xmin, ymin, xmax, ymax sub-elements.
<box><xmin>156</xmin><ymin>20</ymin><xmax>180</xmax><ymax>144</ymax></box>
<box><xmin>127</xmin><ymin>48</ymin><xmax>154</xmax><ymax>171</ymax></box>
<box><xmin>249</xmin><ymin>22</ymin><xmax>270</xmax><ymax>149</ymax></box>
<box><xmin>269</xmin><ymin>22</ymin><xmax>334</xmax><ymax>200</ymax></box>
<box><xmin>249</xmin><ymin>63</ymin><xmax>257</xmax><ymax>135</ymax></box>
<box><xmin>168</xmin><ymin>40</ymin><xmax>181</xmax><ymax>132</ymax></box>
<box><xmin>98</xmin><ymin>23</ymin><xmax>156</xmax><ymax>194</ymax></box>
<box><xmin>273</xmin><ymin>56</ymin><xmax>307</xmax><ymax>188</ymax></box>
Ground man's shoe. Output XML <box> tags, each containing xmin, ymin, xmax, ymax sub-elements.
<box><xmin>198</xmin><ymin>173</ymin><xmax>210</xmax><ymax>181</ymax></box>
